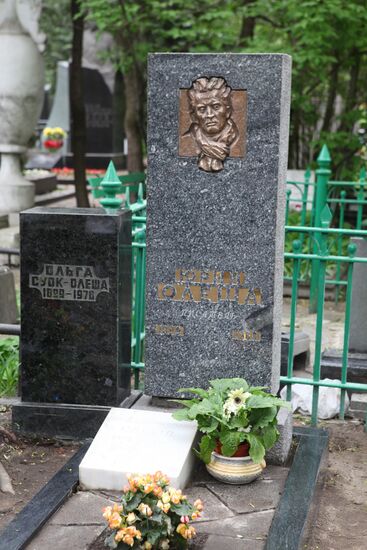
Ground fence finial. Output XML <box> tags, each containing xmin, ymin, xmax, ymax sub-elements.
<box><xmin>317</xmin><ymin>144</ymin><xmax>331</xmax><ymax>165</ymax></box>
<box><xmin>100</xmin><ymin>161</ymin><xmax>122</xmax><ymax>213</ymax></box>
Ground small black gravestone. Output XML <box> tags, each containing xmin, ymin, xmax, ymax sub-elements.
<box><xmin>12</xmin><ymin>207</ymin><xmax>131</xmax><ymax>438</ymax></box>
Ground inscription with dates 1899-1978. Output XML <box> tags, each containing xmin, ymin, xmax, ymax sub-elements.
<box><xmin>29</xmin><ymin>264</ymin><xmax>110</xmax><ymax>303</ymax></box>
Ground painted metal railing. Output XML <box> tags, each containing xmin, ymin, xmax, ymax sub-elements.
<box><xmin>88</xmin><ymin>166</ymin><xmax>147</xmax><ymax>388</ymax></box>
<box><xmin>285</xmin><ymin>145</ymin><xmax>367</xmax><ymax>312</ymax></box>
<box><xmin>282</xmin><ymin>204</ymin><xmax>367</xmax><ymax>427</ymax></box>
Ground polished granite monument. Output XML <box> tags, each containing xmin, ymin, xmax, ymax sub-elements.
<box><xmin>145</xmin><ymin>53</ymin><xmax>292</xmax><ymax>397</ymax></box>
<box><xmin>12</xmin><ymin>207</ymin><xmax>131</xmax><ymax>438</ymax></box>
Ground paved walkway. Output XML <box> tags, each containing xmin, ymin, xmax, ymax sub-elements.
<box><xmin>25</xmin><ymin>464</ymin><xmax>289</xmax><ymax>550</ymax></box>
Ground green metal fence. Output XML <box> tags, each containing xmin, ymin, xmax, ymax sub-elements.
<box><xmin>88</xmin><ymin>168</ymin><xmax>147</xmax><ymax>389</ymax></box>
<box><xmin>282</xmin><ymin>207</ymin><xmax>367</xmax><ymax>427</ymax></box>
<box><xmin>96</xmin><ymin>155</ymin><xmax>367</xmax><ymax>428</ymax></box>
<box><xmin>285</xmin><ymin>145</ymin><xmax>367</xmax><ymax>312</ymax></box>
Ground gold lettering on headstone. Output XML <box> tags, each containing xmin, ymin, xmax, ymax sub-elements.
<box><xmin>179</xmin><ymin>77</ymin><xmax>247</xmax><ymax>172</ymax></box>
<box><xmin>231</xmin><ymin>330</ymin><xmax>262</xmax><ymax>342</ymax></box>
<box><xmin>154</xmin><ymin>325</ymin><xmax>185</xmax><ymax>337</ymax></box>
<box><xmin>157</xmin><ymin>268</ymin><xmax>262</xmax><ymax>306</ymax></box>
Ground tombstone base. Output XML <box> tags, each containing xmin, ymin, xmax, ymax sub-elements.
<box><xmin>61</xmin><ymin>152</ymin><xmax>126</xmax><ymax>170</ymax></box>
<box><xmin>321</xmin><ymin>349</ymin><xmax>367</xmax><ymax>386</ymax></box>
<box><xmin>265</xmin><ymin>408</ymin><xmax>293</xmax><ymax>465</ymax></box>
<box><xmin>281</xmin><ymin>331</ymin><xmax>310</xmax><ymax>376</ymax></box>
<box><xmin>79</xmin><ymin>407</ymin><xmax>198</xmax><ymax>490</ymax></box>
<box><xmin>12</xmin><ymin>402</ymin><xmax>112</xmax><ymax>440</ymax></box>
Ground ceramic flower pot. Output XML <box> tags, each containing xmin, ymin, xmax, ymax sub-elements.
<box><xmin>214</xmin><ymin>441</ymin><xmax>250</xmax><ymax>457</ymax></box>
<box><xmin>206</xmin><ymin>452</ymin><xmax>266</xmax><ymax>484</ymax></box>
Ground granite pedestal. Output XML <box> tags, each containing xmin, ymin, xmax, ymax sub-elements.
<box><xmin>145</xmin><ymin>53</ymin><xmax>292</xmax><ymax>397</ymax></box>
<box><xmin>12</xmin><ymin>207</ymin><xmax>131</xmax><ymax>438</ymax></box>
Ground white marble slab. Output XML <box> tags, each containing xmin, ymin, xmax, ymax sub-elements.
<box><xmin>79</xmin><ymin>408</ymin><xmax>197</xmax><ymax>490</ymax></box>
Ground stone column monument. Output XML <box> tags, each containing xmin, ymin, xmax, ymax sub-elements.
<box><xmin>0</xmin><ymin>0</ymin><xmax>45</xmax><ymax>213</ymax></box>
<box><xmin>145</xmin><ymin>54</ymin><xmax>292</xmax><ymax>398</ymax></box>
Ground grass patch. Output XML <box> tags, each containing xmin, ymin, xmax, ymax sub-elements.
<box><xmin>0</xmin><ymin>337</ymin><xmax>19</xmax><ymax>396</ymax></box>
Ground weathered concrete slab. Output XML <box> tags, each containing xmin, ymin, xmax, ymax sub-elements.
<box><xmin>205</xmin><ymin>478</ymin><xmax>287</xmax><ymax>514</ymax></box>
<box><xmin>24</xmin><ymin>524</ymin><xmax>104</xmax><ymax>550</ymax></box>
<box><xmin>50</xmin><ymin>492</ymin><xmax>111</xmax><ymax>525</ymax></box>
<box><xmin>182</xmin><ymin>486</ymin><xmax>235</xmax><ymax>521</ymax></box>
<box><xmin>195</xmin><ymin>509</ymin><xmax>274</xmax><ymax>537</ymax></box>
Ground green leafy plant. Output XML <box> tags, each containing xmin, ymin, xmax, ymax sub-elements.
<box><xmin>172</xmin><ymin>378</ymin><xmax>290</xmax><ymax>465</ymax></box>
<box><xmin>0</xmin><ymin>337</ymin><xmax>19</xmax><ymax>397</ymax></box>
<box><xmin>103</xmin><ymin>471</ymin><xmax>203</xmax><ymax>549</ymax></box>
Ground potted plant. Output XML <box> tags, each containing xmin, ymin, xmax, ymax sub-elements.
<box><xmin>102</xmin><ymin>471</ymin><xmax>203</xmax><ymax>549</ymax></box>
<box><xmin>172</xmin><ymin>378</ymin><xmax>290</xmax><ymax>484</ymax></box>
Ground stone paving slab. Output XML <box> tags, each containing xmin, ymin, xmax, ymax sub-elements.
<box><xmin>49</xmin><ymin>492</ymin><xmax>112</xmax><ymax>525</ymax></box>
<box><xmin>25</xmin><ymin>524</ymin><xmax>104</xmax><ymax>550</ymax></box>
<box><xmin>23</xmin><ymin>464</ymin><xmax>289</xmax><ymax>549</ymax></box>
<box><xmin>184</xmin><ymin>486</ymin><xmax>235</xmax><ymax>521</ymax></box>
<box><xmin>205</xmin><ymin>478</ymin><xmax>287</xmax><ymax>514</ymax></box>
<box><xmin>195</xmin><ymin>509</ymin><xmax>274</xmax><ymax>538</ymax></box>
<box><xmin>202</xmin><ymin>535</ymin><xmax>265</xmax><ymax>550</ymax></box>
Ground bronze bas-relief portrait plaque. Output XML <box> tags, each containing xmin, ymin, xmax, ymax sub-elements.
<box><xmin>179</xmin><ymin>76</ymin><xmax>247</xmax><ymax>172</ymax></box>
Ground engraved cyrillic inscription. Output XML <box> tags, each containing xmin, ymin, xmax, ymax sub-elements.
<box><xmin>29</xmin><ymin>264</ymin><xmax>110</xmax><ymax>302</ymax></box>
<box><xmin>157</xmin><ymin>268</ymin><xmax>262</xmax><ymax>306</ymax></box>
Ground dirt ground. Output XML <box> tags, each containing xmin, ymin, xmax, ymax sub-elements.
<box><xmin>0</xmin><ymin>404</ymin><xmax>80</xmax><ymax>531</ymax></box>
<box><xmin>303</xmin><ymin>419</ymin><xmax>367</xmax><ymax>550</ymax></box>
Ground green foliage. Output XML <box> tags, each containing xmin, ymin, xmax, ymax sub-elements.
<box><xmin>0</xmin><ymin>337</ymin><xmax>19</xmax><ymax>397</ymax></box>
<box><xmin>172</xmin><ymin>378</ymin><xmax>290</xmax><ymax>464</ymax></box>
<box><xmin>244</xmin><ymin>0</ymin><xmax>367</xmax><ymax>177</ymax></box>
<box><xmin>40</xmin><ymin>0</ymin><xmax>73</xmax><ymax>89</ymax></box>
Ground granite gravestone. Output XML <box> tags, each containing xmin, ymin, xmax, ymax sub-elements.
<box><xmin>145</xmin><ymin>53</ymin><xmax>291</xmax><ymax>398</ymax></box>
<box><xmin>46</xmin><ymin>61</ymin><xmax>125</xmax><ymax>169</ymax></box>
<box><xmin>12</xmin><ymin>207</ymin><xmax>131</xmax><ymax>438</ymax></box>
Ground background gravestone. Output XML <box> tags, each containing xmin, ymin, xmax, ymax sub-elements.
<box><xmin>0</xmin><ymin>266</ymin><xmax>18</xmax><ymax>324</ymax></box>
<box><xmin>144</xmin><ymin>53</ymin><xmax>291</xmax><ymax>398</ymax></box>
<box><xmin>349</xmin><ymin>238</ymin><xmax>367</xmax><ymax>353</ymax></box>
<box><xmin>321</xmin><ymin>237</ymin><xmax>367</xmax><ymax>385</ymax></box>
<box><xmin>12</xmin><ymin>207</ymin><xmax>131</xmax><ymax>438</ymax></box>
<box><xmin>43</xmin><ymin>61</ymin><xmax>125</xmax><ymax>169</ymax></box>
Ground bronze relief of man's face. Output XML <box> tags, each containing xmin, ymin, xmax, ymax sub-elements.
<box><xmin>191</xmin><ymin>93</ymin><xmax>231</xmax><ymax>136</ymax></box>
<box><xmin>179</xmin><ymin>76</ymin><xmax>242</xmax><ymax>173</ymax></box>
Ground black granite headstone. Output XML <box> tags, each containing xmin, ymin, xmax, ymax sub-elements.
<box><xmin>12</xmin><ymin>207</ymin><xmax>131</xmax><ymax>438</ymax></box>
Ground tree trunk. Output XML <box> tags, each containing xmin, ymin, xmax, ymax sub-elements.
<box><xmin>70</xmin><ymin>0</ymin><xmax>89</xmax><ymax>207</ymax></box>
<box><xmin>124</xmin><ymin>64</ymin><xmax>144</xmax><ymax>173</ymax></box>
<box><xmin>112</xmin><ymin>69</ymin><xmax>126</xmax><ymax>153</ymax></box>
<box><xmin>239</xmin><ymin>0</ymin><xmax>256</xmax><ymax>47</ymax></box>
<box><xmin>321</xmin><ymin>61</ymin><xmax>339</xmax><ymax>134</ymax></box>
<box><xmin>338</xmin><ymin>49</ymin><xmax>361</xmax><ymax>133</ymax></box>
<box><xmin>289</xmin><ymin>108</ymin><xmax>300</xmax><ymax>168</ymax></box>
